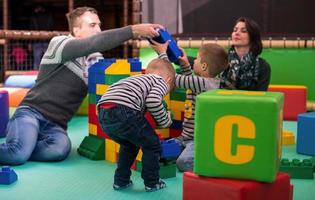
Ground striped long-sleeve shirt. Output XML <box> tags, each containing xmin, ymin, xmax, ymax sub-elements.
<box><xmin>97</xmin><ymin>74</ymin><xmax>172</xmax><ymax>128</ymax></box>
<box><xmin>159</xmin><ymin>53</ymin><xmax>220</xmax><ymax>140</ymax></box>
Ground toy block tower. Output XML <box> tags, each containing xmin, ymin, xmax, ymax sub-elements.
<box><xmin>78</xmin><ymin>58</ymin><xmax>141</xmax><ymax>161</ymax></box>
<box><xmin>194</xmin><ymin>89</ymin><xmax>284</xmax><ymax>182</ymax></box>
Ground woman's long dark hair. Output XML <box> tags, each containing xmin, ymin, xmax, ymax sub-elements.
<box><xmin>234</xmin><ymin>17</ymin><xmax>262</xmax><ymax>56</ymax></box>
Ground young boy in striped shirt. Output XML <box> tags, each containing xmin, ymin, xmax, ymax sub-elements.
<box><xmin>151</xmin><ymin>41</ymin><xmax>228</xmax><ymax>172</ymax></box>
<box><xmin>97</xmin><ymin>58</ymin><xmax>175</xmax><ymax>192</ymax></box>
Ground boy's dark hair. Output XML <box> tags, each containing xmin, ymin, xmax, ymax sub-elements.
<box><xmin>66</xmin><ymin>7</ymin><xmax>98</xmax><ymax>35</ymax></box>
<box><xmin>234</xmin><ymin>17</ymin><xmax>263</xmax><ymax>56</ymax></box>
<box><xmin>199</xmin><ymin>43</ymin><xmax>228</xmax><ymax>77</ymax></box>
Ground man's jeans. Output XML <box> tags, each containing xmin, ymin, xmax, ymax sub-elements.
<box><xmin>174</xmin><ymin>136</ymin><xmax>194</xmax><ymax>172</ymax></box>
<box><xmin>0</xmin><ymin>106</ymin><xmax>71</xmax><ymax>165</ymax></box>
<box><xmin>98</xmin><ymin>104</ymin><xmax>161</xmax><ymax>187</ymax></box>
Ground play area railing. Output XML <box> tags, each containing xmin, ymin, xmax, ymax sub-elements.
<box><xmin>134</xmin><ymin>37</ymin><xmax>315</xmax><ymax>48</ymax></box>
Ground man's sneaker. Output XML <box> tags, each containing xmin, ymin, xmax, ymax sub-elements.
<box><xmin>113</xmin><ymin>180</ymin><xmax>133</xmax><ymax>190</ymax></box>
<box><xmin>145</xmin><ymin>179</ymin><xmax>166</xmax><ymax>192</ymax></box>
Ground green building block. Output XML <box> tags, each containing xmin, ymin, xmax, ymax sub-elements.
<box><xmin>170</xmin><ymin>88</ymin><xmax>187</xmax><ymax>101</ymax></box>
<box><xmin>280</xmin><ymin>158</ymin><xmax>314</xmax><ymax>179</ymax></box>
<box><xmin>89</xmin><ymin>93</ymin><xmax>97</xmax><ymax>104</ymax></box>
<box><xmin>105</xmin><ymin>74</ymin><xmax>129</xmax><ymax>85</ymax></box>
<box><xmin>135</xmin><ymin>160</ymin><xmax>176</xmax><ymax>179</ymax></box>
<box><xmin>77</xmin><ymin>135</ymin><xmax>105</xmax><ymax>160</ymax></box>
<box><xmin>159</xmin><ymin>161</ymin><xmax>176</xmax><ymax>179</ymax></box>
<box><xmin>194</xmin><ymin>89</ymin><xmax>284</xmax><ymax>183</ymax></box>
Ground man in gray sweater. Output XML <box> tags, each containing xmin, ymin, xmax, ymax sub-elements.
<box><xmin>0</xmin><ymin>7</ymin><xmax>163</xmax><ymax>165</ymax></box>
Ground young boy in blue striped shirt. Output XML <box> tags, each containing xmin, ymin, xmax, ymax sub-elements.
<box><xmin>97</xmin><ymin>58</ymin><xmax>175</xmax><ymax>192</ymax></box>
<box><xmin>151</xmin><ymin>41</ymin><xmax>228</xmax><ymax>172</ymax></box>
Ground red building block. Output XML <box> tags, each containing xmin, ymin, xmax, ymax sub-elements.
<box><xmin>183</xmin><ymin>172</ymin><xmax>292</xmax><ymax>200</ymax></box>
<box><xmin>268</xmin><ymin>85</ymin><xmax>307</xmax><ymax>120</ymax></box>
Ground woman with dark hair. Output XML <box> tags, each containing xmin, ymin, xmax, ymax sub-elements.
<box><xmin>220</xmin><ymin>17</ymin><xmax>271</xmax><ymax>91</ymax></box>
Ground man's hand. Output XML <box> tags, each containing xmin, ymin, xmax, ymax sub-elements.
<box><xmin>131</xmin><ymin>23</ymin><xmax>164</xmax><ymax>38</ymax></box>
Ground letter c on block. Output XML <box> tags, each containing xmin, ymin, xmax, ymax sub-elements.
<box><xmin>214</xmin><ymin>115</ymin><xmax>255</xmax><ymax>165</ymax></box>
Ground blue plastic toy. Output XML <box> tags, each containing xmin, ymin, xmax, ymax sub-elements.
<box><xmin>161</xmin><ymin>138</ymin><xmax>181</xmax><ymax>159</ymax></box>
<box><xmin>0</xmin><ymin>166</ymin><xmax>18</xmax><ymax>185</ymax></box>
<box><xmin>150</xmin><ymin>29</ymin><xmax>183</xmax><ymax>63</ymax></box>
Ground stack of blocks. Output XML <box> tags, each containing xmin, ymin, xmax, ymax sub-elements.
<box><xmin>78</xmin><ymin>59</ymin><xmax>186</xmax><ymax>178</ymax></box>
<box><xmin>268</xmin><ymin>85</ymin><xmax>307</xmax><ymax>120</ymax></box>
<box><xmin>183</xmin><ymin>89</ymin><xmax>293</xmax><ymax>200</ymax></box>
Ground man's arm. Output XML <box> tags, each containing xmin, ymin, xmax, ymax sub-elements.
<box><xmin>62</xmin><ymin>26</ymin><xmax>133</xmax><ymax>62</ymax></box>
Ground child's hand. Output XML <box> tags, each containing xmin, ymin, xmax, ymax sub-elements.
<box><xmin>178</xmin><ymin>47</ymin><xmax>190</xmax><ymax>66</ymax></box>
<box><xmin>150</xmin><ymin>40</ymin><xmax>170</xmax><ymax>55</ymax></box>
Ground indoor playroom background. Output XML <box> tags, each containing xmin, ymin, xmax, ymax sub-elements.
<box><xmin>0</xmin><ymin>0</ymin><xmax>315</xmax><ymax>200</ymax></box>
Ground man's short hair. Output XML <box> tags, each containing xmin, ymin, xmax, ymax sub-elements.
<box><xmin>199</xmin><ymin>43</ymin><xmax>228</xmax><ymax>77</ymax></box>
<box><xmin>66</xmin><ymin>7</ymin><xmax>98</xmax><ymax>35</ymax></box>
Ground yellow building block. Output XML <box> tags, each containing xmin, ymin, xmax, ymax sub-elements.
<box><xmin>130</xmin><ymin>72</ymin><xmax>142</xmax><ymax>76</ymax></box>
<box><xmin>105</xmin><ymin>59</ymin><xmax>130</xmax><ymax>74</ymax></box>
<box><xmin>106</xmin><ymin>139</ymin><xmax>117</xmax><ymax>152</ymax></box>
<box><xmin>96</xmin><ymin>84</ymin><xmax>109</xmax><ymax>96</ymax></box>
<box><xmin>156</xmin><ymin>128</ymin><xmax>170</xmax><ymax>139</ymax></box>
<box><xmin>170</xmin><ymin>100</ymin><xmax>185</xmax><ymax>111</ymax></box>
<box><xmin>106</xmin><ymin>150</ymin><xmax>118</xmax><ymax>163</ymax></box>
<box><xmin>173</xmin><ymin>110</ymin><xmax>183</xmax><ymax>121</ymax></box>
<box><xmin>282</xmin><ymin>130</ymin><xmax>295</xmax><ymax>145</ymax></box>
<box><xmin>164</xmin><ymin>94</ymin><xmax>171</xmax><ymax>107</ymax></box>
<box><xmin>136</xmin><ymin>149</ymin><xmax>143</xmax><ymax>161</ymax></box>
<box><xmin>88</xmin><ymin>123</ymin><xmax>97</xmax><ymax>135</ymax></box>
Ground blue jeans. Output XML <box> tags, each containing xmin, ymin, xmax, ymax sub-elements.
<box><xmin>174</xmin><ymin>136</ymin><xmax>194</xmax><ymax>172</ymax></box>
<box><xmin>98</xmin><ymin>104</ymin><xmax>161</xmax><ymax>187</ymax></box>
<box><xmin>0</xmin><ymin>106</ymin><xmax>71</xmax><ymax>165</ymax></box>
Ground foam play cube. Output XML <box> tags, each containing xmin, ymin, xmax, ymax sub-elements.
<box><xmin>194</xmin><ymin>89</ymin><xmax>284</xmax><ymax>182</ymax></box>
<box><xmin>297</xmin><ymin>112</ymin><xmax>315</xmax><ymax>155</ymax></box>
<box><xmin>268</xmin><ymin>85</ymin><xmax>307</xmax><ymax>120</ymax></box>
<box><xmin>151</xmin><ymin>29</ymin><xmax>183</xmax><ymax>62</ymax></box>
<box><xmin>183</xmin><ymin>171</ymin><xmax>292</xmax><ymax>200</ymax></box>
<box><xmin>0</xmin><ymin>87</ymin><xmax>29</xmax><ymax>107</ymax></box>
<box><xmin>0</xmin><ymin>90</ymin><xmax>9</xmax><ymax>138</ymax></box>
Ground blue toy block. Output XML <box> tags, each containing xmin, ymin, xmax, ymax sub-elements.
<box><xmin>129</xmin><ymin>60</ymin><xmax>142</xmax><ymax>72</ymax></box>
<box><xmin>0</xmin><ymin>166</ymin><xmax>18</xmax><ymax>185</ymax></box>
<box><xmin>297</xmin><ymin>112</ymin><xmax>315</xmax><ymax>156</ymax></box>
<box><xmin>170</xmin><ymin>120</ymin><xmax>183</xmax><ymax>129</ymax></box>
<box><xmin>151</xmin><ymin>29</ymin><xmax>183</xmax><ymax>63</ymax></box>
<box><xmin>161</xmin><ymin>138</ymin><xmax>181</xmax><ymax>159</ymax></box>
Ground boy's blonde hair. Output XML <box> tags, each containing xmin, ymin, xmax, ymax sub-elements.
<box><xmin>66</xmin><ymin>7</ymin><xmax>98</xmax><ymax>35</ymax></box>
<box><xmin>146</xmin><ymin>58</ymin><xmax>175</xmax><ymax>87</ymax></box>
<box><xmin>199</xmin><ymin>43</ymin><xmax>228</xmax><ymax>77</ymax></box>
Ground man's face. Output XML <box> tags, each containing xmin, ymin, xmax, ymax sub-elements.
<box><xmin>74</xmin><ymin>11</ymin><xmax>101</xmax><ymax>38</ymax></box>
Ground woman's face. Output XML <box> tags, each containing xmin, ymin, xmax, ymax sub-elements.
<box><xmin>231</xmin><ymin>21</ymin><xmax>250</xmax><ymax>48</ymax></box>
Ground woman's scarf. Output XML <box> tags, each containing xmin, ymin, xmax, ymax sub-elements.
<box><xmin>220</xmin><ymin>47</ymin><xmax>260</xmax><ymax>90</ymax></box>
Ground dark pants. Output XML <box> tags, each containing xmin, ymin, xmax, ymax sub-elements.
<box><xmin>98</xmin><ymin>104</ymin><xmax>161</xmax><ymax>187</ymax></box>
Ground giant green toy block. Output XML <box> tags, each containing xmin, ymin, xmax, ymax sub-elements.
<box><xmin>77</xmin><ymin>135</ymin><xmax>105</xmax><ymax>160</ymax></box>
<box><xmin>194</xmin><ymin>89</ymin><xmax>284</xmax><ymax>183</ymax></box>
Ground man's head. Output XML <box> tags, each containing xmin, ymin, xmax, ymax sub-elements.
<box><xmin>146</xmin><ymin>59</ymin><xmax>175</xmax><ymax>92</ymax></box>
<box><xmin>193</xmin><ymin>43</ymin><xmax>228</xmax><ymax>78</ymax></box>
<box><xmin>66</xmin><ymin>7</ymin><xmax>101</xmax><ymax>38</ymax></box>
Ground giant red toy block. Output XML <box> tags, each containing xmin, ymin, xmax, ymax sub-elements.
<box><xmin>268</xmin><ymin>85</ymin><xmax>307</xmax><ymax>120</ymax></box>
<box><xmin>183</xmin><ymin>171</ymin><xmax>293</xmax><ymax>200</ymax></box>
